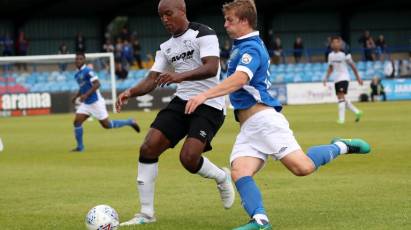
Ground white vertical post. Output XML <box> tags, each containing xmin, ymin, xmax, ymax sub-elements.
<box><xmin>109</xmin><ymin>53</ymin><xmax>117</xmax><ymax>113</ymax></box>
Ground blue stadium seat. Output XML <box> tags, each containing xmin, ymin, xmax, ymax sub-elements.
<box><xmin>312</xmin><ymin>63</ymin><xmax>322</xmax><ymax>71</ymax></box>
<box><xmin>303</xmin><ymin>63</ymin><xmax>313</xmax><ymax>71</ymax></box>
<box><xmin>101</xmin><ymin>82</ymin><xmax>111</xmax><ymax>91</ymax></box>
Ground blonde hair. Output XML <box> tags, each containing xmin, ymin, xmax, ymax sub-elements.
<box><xmin>223</xmin><ymin>0</ymin><xmax>257</xmax><ymax>29</ymax></box>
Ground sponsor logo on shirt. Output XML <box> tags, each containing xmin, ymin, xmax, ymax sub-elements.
<box><xmin>171</xmin><ymin>49</ymin><xmax>195</xmax><ymax>62</ymax></box>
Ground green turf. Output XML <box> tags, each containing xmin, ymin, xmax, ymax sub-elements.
<box><xmin>0</xmin><ymin>101</ymin><xmax>410</xmax><ymax>230</ymax></box>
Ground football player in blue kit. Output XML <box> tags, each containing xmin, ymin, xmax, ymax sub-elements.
<box><xmin>186</xmin><ymin>0</ymin><xmax>371</xmax><ymax>229</ymax></box>
<box><xmin>72</xmin><ymin>52</ymin><xmax>140</xmax><ymax>152</ymax></box>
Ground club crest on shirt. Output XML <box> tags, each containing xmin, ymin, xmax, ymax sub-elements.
<box><xmin>241</xmin><ymin>53</ymin><xmax>252</xmax><ymax>64</ymax></box>
<box><xmin>183</xmin><ymin>40</ymin><xmax>194</xmax><ymax>50</ymax></box>
<box><xmin>77</xmin><ymin>74</ymin><xmax>84</xmax><ymax>81</ymax></box>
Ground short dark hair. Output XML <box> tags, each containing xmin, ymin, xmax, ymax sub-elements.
<box><xmin>223</xmin><ymin>0</ymin><xmax>257</xmax><ymax>29</ymax></box>
<box><xmin>331</xmin><ymin>36</ymin><xmax>342</xmax><ymax>41</ymax></box>
<box><xmin>76</xmin><ymin>52</ymin><xmax>85</xmax><ymax>58</ymax></box>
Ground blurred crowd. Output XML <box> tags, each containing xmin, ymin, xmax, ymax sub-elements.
<box><xmin>1</xmin><ymin>29</ymin><xmax>411</xmax><ymax>80</ymax></box>
<box><xmin>219</xmin><ymin>29</ymin><xmax>411</xmax><ymax>78</ymax></box>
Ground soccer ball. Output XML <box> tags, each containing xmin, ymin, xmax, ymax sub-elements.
<box><xmin>85</xmin><ymin>205</ymin><xmax>119</xmax><ymax>230</ymax></box>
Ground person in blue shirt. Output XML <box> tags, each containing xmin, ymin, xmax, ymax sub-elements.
<box><xmin>71</xmin><ymin>52</ymin><xmax>140</xmax><ymax>152</ymax></box>
<box><xmin>186</xmin><ymin>1</ymin><xmax>371</xmax><ymax>229</ymax></box>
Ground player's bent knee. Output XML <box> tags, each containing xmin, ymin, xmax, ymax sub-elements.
<box><xmin>140</xmin><ymin>143</ymin><xmax>161</xmax><ymax>159</ymax></box>
<box><xmin>290</xmin><ymin>164</ymin><xmax>315</xmax><ymax>177</ymax></box>
<box><xmin>179</xmin><ymin>151</ymin><xmax>201</xmax><ymax>173</ymax></box>
<box><xmin>231</xmin><ymin>167</ymin><xmax>254</xmax><ymax>182</ymax></box>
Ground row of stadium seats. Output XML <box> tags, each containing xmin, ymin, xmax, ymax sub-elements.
<box><xmin>270</xmin><ymin>61</ymin><xmax>385</xmax><ymax>74</ymax></box>
<box><xmin>0</xmin><ymin>60</ymin><xmax>390</xmax><ymax>93</ymax></box>
<box><xmin>268</xmin><ymin>61</ymin><xmax>386</xmax><ymax>83</ymax></box>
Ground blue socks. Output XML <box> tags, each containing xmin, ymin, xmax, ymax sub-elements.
<box><xmin>109</xmin><ymin>119</ymin><xmax>133</xmax><ymax>128</ymax></box>
<box><xmin>307</xmin><ymin>144</ymin><xmax>341</xmax><ymax>169</ymax></box>
<box><xmin>235</xmin><ymin>176</ymin><xmax>266</xmax><ymax>218</ymax></box>
<box><xmin>73</xmin><ymin>119</ymin><xmax>133</xmax><ymax>150</ymax></box>
<box><xmin>74</xmin><ymin>125</ymin><xmax>84</xmax><ymax>150</ymax></box>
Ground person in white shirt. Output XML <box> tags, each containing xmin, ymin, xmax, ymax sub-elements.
<box><xmin>323</xmin><ymin>36</ymin><xmax>364</xmax><ymax>124</ymax></box>
<box><xmin>115</xmin><ymin>0</ymin><xmax>234</xmax><ymax>226</ymax></box>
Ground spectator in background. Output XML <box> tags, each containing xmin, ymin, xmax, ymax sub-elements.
<box><xmin>375</xmin><ymin>34</ymin><xmax>387</xmax><ymax>60</ymax></box>
<box><xmin>272</xmin><ymin>37</ymin><xmax>283</xmax><ymax>65</ymax></box>
<box><xmin>370</xmin><ymin>77</ymin><xmax>386</xmax><ymax>101</ymax></box>
<box><xmin>121</xmin><ymin>39</ymin><xmax>134</xmax><ymax>65</ymax></box>
<box><xmin>102</xmin><ymin>38</ymin><xmax>114</xmax><ymax>53</ymax></box>
<box><xmin>399</xmin><ymin>59</ymin><xmax>411</xmax><ymax>77</ymax></box>
<box><xmin>384</xmin><ymin>59</ymin><xmax>395</xmax><ymax>78</ymax></box>
<box><xmin>101</xmin><ymin>38</ymin><xmax>115</xmax><ymax>70</ymax></box>
<box><xmin>293</xmin><ymin>37</ymin><xmax>304</xmax><ymax>63</ymax></box>
<box><xmin>114</xmin><ymin>37</ymin><xmax>123</xmax><ymax>61</ymax></box>
<box><xmin>16</xmin><ymin>31</ymin><xmax>29</xmax><ymax>71</ymax></box>
<box><xmin>358</xmin><ymin>30</ymin><xmax>374</xmax><ymax>61</ymax></box>
<box><xmin>58</xmin><ymin>42</ymin><xmax>69</xmax><ymax>72</ymax></box>
<box><xmin>365</xmin><ymin>37</ymin><xmax>376</xmax><ymax>61</ymax></box>
<box><xmin>120</xmin><ymin>26</ymin><xmax>131</xmax><ymax>42</ymax></box>
<box><xmin>1</xmin><ymin>33</ymin><xmax>13</xmax><ymax>73</ymax></box>
<box><xmin>131</xmin><ymin>33</ymin><xmax>143</xmax><ymax>69</ymax></box>
<box><xmin>2</xmin><ymin>33</ymin><xmax>13</xmax><ymax>56</ymax></box>
<box><xmin>115</xmin><ymin>61</ymin><xmax>128</xmax><ymax>80</ymax></box>
<box><xmin>358</xmin><ymin>30</ymin><xmax>371</xmax><ymax>49</ymax></box>
<box><xmin>220</xmin><ymin>39</ymin><xmax>231</xmax><ymax>72</ymax></box>
<box><xmin>75</xmin><ymin>32</ymin><xmax>86</xmax><ymax>53</ymax></box>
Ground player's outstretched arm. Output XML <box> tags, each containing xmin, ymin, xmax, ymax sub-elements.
<box><xmin>323</xmin><ymin>65</ymin><xmax>333</xmax><ymax>86</ymax></box>
<box><xmin>80</xmin><ymin>80</ymin><xmax>100</xmax><ymax>102</ymax></box>
<box><xmin>116</xmin><ymin>71</ymin><xmax>160</xmax><ymax>112</ymax></box>
<box><xmin>185</xmin><ymin>71</ymin><xmax>249</xmax><ymax>114</ymax></box>
<box><xmin>156</xmin><ymin>56</ymin><xmax>219</xmax><ymax>87</ymax></box>
<box><xmin>349</xmin><ymin>62</ymin><xmax>363</xmax><ymax>85</ymax></box>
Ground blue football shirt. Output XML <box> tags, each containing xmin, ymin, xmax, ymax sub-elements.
<box><xmin>74</xmin><ymin>65</ymin><xmax>100</xmax><ymax>104</ymax></box>
<box><xmin>227</xmin><ymin>31</ymin><xmax>282</xmax><ymax>112</ymax></box>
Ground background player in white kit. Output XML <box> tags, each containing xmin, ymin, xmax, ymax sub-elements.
<box><xmin>115</xmin><ymin>0</ymin><xmax>234</xmax><ymax>226</ymax></box>
<box><xmin>323</xmin><ymin>36</ymin><xmax>364</xmax><ymax>124</ymax></box>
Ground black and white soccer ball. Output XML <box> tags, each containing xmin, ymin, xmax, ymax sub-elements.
<box><xmin>85</xmin><ymin>204</ymin><xmax>119</xmax><ymax>230</ymax></box>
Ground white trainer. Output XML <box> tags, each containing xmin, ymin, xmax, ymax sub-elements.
<box><xmin>119</xmin><ymin>213</ymin><xmax>156</xmax><ymax>226</ymax></box>
<box><xmin>217</xmin><ymin>167</ymin><xmax>235</xmax><ymax>209</ymax></box>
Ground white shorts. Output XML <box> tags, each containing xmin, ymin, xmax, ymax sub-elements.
<box><xmin>230</xmin><ymin>108</ymin><xmax>301</xmax><ymax>164</ymax></box>
<box><xmin>76</xmin><ymin>98</ymin><xmax>109</xmax><ymax>120</ymax></box>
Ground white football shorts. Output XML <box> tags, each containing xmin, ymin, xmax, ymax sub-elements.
<box><xmin>76</xmin><ymin>98</ymin><xmax>109</xmax><ymax>120</ymax></box>
<box><xmin>230</xmin><ymin>108</ymin><xmax>301</xmax><ymax>164</ymax></box>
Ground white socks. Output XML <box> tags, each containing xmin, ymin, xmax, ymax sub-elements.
<box><xmin>338</xmin><ymin>100</ymin><xmax>346</xmax><ymax>122</ymax></box>
<box><xmin>346</xmin><ymin>100</ymin><xmax>360</xmax><ymax>114</ymax></box>
<box><xmin>197</xmin><ymin>157</ymin><xmax>226</xmax><ymax>184</ymax></box>
<box><xmin>253</xmin><ymin>214</ymin><xmax>269</xmax><ymax>225</ymax></box>
<box><xmin>137</xmin><ymin>162</ymin><xmax>158</xmax><ymax>217</ymax></box>
<box><xmin>136</xmin><ymin>157</ymin><xmax>225</xmax><ymax>217</ymax></box>
<box><xmin>334</xmin><ymin>141</ymin><xmax>348</xmax><ymax>154</ymax></box>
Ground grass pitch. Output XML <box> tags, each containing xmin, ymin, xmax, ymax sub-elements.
<box><xmin>0</xmin><ymin>101</ymin><xmax>410</xmax><ymax>229</ymax></box>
